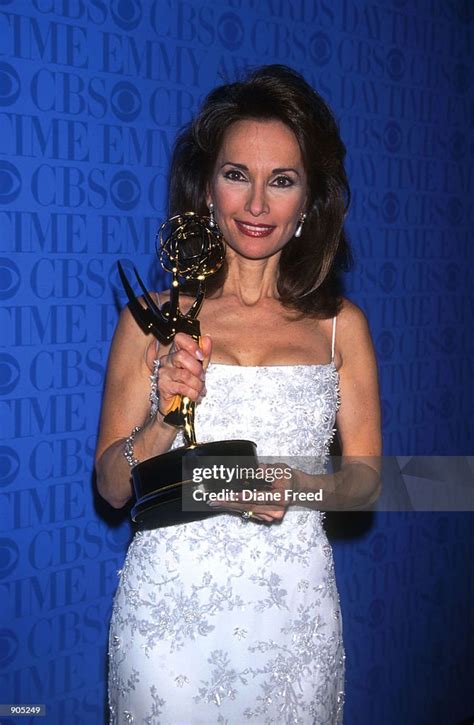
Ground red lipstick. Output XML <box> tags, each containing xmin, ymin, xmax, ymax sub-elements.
<box><xmin>234</xmin><ymin>220</ymin><xmax>276</xmax><ymax>238</ymax></box>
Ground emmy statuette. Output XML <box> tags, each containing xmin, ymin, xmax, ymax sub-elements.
<box><xmin>117</xmin><ymin>212</ymin><xmax>258</xmax><ymax>528</ymax></box>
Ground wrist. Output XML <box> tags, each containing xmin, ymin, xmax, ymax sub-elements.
<box><xmin>123</xmin><ymin>425</ymin><xmax>142</xmax><ymax>468</ymax></box>
<box><xmin>292</xmin><ymin>469</ymin><xmax>312</xmax><ymax>494</ymax></box>
<box><xmin>151</xmin><ymin>408</ymin><xmax>177</xmax><ymax>433</ymax></box>
<box><xmin>293</xmin><ymin>470</ymin><xmax>332</xmax><ymax>499</ymax></box>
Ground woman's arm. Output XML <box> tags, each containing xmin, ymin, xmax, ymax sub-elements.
<box><xmin>94</xmin><ymin>304</ymin><xmax>178</xmax><ymax>509</ymax></box>
<box><xmin>95</xmin><ymin>295</ymin><xmax>212</xmax><ymax>509</ymax></box>
<box><xmin>298</xmin><ymin>299</ymin><xmax>382</xmax><ymax>510</ymax></box>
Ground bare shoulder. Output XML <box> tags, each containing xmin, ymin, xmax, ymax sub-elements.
<box><xmin>108</xmin><ymin>298</ymin><xmax>153</xmax><ymax>369</ymax></box>
<box><xmin>335</xmin><ymin>297</ymin><xmax>376</xmax><ymax>367</ymax></box>
<box><xmin>336</xmin><ymin>297</ymin><xmax>371</xmax><ymax>332</ymax></box>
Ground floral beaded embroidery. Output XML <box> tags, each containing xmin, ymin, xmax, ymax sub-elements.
<box><xmin>108</xmin><ymin>362</ymin><xmax>344</xmax><ymax>724</ymax></box>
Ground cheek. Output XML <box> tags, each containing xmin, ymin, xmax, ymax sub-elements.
<box><xmin>278</xmin><ymin>197</ymin><xmax>303</xmax><ymax>224</ymax></box>
<box><xmin>213</xmin><ymin>186</ymin><xmax>243</xmax><ymax>214</ymax></box>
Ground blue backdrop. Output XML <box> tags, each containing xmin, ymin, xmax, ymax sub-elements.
<box><xmin>1</xmin><ymin>1</ymin><xmax>473</xmax><ymax>723</ymax></box>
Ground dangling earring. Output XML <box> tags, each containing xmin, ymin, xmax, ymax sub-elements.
<box><xmin>294</xmin><ymin>213</ymin><xmax>306</xmax><ymax>238</ymax></box>
<box><xmin>208</xmin><ymin>202</ymin><xmax>216</xmax><ymax>228</ymax></box>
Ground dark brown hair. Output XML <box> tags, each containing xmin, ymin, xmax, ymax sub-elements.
<box><xmin>168</xmin><ymin>64</ymin><xmax>353</xmax><ymax>318</ymax></box>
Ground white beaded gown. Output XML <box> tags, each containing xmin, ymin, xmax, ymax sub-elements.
<box><xmin>108</xmin><ymin>321</ymin><xmax>345</xmax><ymax>724</ymax></box>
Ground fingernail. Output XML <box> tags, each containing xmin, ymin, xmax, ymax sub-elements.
<box><xmin>195</xmin><ymin>349</ymin><xmax>204</xmax><ymax>360</ymax></box>
<box><xmin>207</xmin><ymin>501</ymin><xmax>219</xmax><ymax>507</ymax></box>
<box><xmin>202</xmin><ymin>386</ymin><xmax>207</xmax><ymax>395</ymax></box>
<box><xmin>200</xmin><ymin>372</ymin><xmax>206</xmax><ymax>381</ymax></box>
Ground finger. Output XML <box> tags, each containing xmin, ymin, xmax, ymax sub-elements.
<box><xmin>159</xmin><ymin>368</ymin><xmax>204</xmax><ymax>402</ymax></box>
<box><xmin>158</xmin><ymin>364</ymin><xmax>203</xmax><ymax>396</ymax></box>
<box><xmin>166</xmin><ymin>337</ymin><xmax>204</xmax><ymax>371</ymax></box>
<box><xmin>160</xmin><ymin>382</ymin><xmax>202</xmax><ymax>404</ymax></box>
<box><xmin>164</xmin><ymin>349</ymin><xmax>206</xmax><ymax>380</ymax></box>
<box><xmin>169</xmin><ymin>368</ymin><xmax>204</xmax><ymax>394</ymax></box>
<box><xmin>173</xmin><ymin>332</ymin><xmax>203</xmax><ymax>357</ymax></box>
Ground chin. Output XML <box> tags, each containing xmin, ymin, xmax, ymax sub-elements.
<box><xmin>225</xmin><ymin>237</ymin><xmax>287</xmax><ymax>261</ymax></box>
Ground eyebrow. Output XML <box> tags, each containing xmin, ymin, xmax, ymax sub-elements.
<box><xmin>220</xmin><ymin>162</ymin><xmax>301</xmax><ymax>176</ymax></box>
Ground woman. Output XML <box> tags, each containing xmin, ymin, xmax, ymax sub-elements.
<box><xmin>96</xmin><ymin>65</ymin><xmax>381</xmax><ymax>724</ymax></box>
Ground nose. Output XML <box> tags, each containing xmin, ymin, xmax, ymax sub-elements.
<box><xmin>244</xmin><ymin>181</ymin><xmax>269</xmax><ymax>217</ymax></box>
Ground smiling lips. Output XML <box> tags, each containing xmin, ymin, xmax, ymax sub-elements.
<box><xmin>234</xmin><ymin>220</ymin><xmax>276</xmax><ymax>238</ymax></box>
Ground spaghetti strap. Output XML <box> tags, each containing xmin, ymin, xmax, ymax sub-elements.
<box><xmin>331</xmin><ymin>316</ymin><xmax>336</xmax><ymax>363</ymax></box>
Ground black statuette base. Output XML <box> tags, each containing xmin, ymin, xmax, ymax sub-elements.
<box><xmin>131</xmin><ymin>439</ymin><xmax>258</xmax><ymax>529</ymax></box>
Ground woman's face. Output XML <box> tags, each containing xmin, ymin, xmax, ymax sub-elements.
<box><xmin>207</xmin><ymin>119</ymin><xmax>308</xmax><ymax>260</ymax></box>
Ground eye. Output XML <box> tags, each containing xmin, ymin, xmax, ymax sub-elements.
<box><xmin>272</xmin><ymin>175</ymin><xmax>294</xmax><ymax>188</ymax></box>
<box><xmin>223</xmin><ymin>169</ymin><xmax>246</xmax><ymax>182</ymax></box>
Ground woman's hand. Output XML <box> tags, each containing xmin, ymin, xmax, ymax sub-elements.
<box><xmin>208</xmin><ymin>464</ymin><xmax>297</xmax><ymax>524</ymax></box>
<box><xmin>157</xmin><ymin>332</ymin><xmax>212</xmax><ymax>415</ymax></box>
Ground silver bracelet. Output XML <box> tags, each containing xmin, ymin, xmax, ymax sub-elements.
<box><xmin>123</xmin><ymin>425</ymin><xmax>142</xmax><ymax>467</ymax></box>
<box><xmin>149</xmin><ymin>358</ymin><xmax>168</xmax><ymax>419</ymax></box>
<box><xmin>149</xmin><ymin>358</ymin><xmax>160</xmax><ymax>418</ymax></box>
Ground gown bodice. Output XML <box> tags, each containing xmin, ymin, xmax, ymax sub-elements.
<box><xmin>152</xmin><ymin>360</ymin><xmax>340</xmax><ymax>473</ymax></box>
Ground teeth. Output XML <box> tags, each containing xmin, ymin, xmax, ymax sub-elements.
<box><xmin>239</xmin><ymin>222</ymin><xmax>273</xmax><ymax>231</ymax></box>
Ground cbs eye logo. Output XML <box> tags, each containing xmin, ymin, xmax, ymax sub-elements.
<box><xmin>0</xmin><ymin>160</ymin><xmax>22</xmax><ymax>203</ymax></box>
<box><xmin>0</xmin><ymin>258</ymin><xmax>20</xmax><ymax>300</ymax></box>
<box><xmin>381</xmin><ymin>192</ymin><xmax>399</xmax><ymax>223</ymax></box>
<box><xmin>379</xmin><ymin>263</ymin><xmax>397</xmax><ymax>293</ymax></box>
<box><xmin>377</xmin><ymin>331</ymin><xmax>394</xmax><ymax>361</ymax></box>
<box><xmin>0</xmin><ymin>446</ymin><xmax>20</xmax><ymax>487</ymax></box>
<box><xmin>0</xmin><ymin>62</ymin><xmax>20</xmax><ymax>106</ymax></box>
<box><xmin>110</xmin><ymin>81</ymin><xmax>142</xmax><ymax>122</ymax></box>
<box><xmin>110</xmin><ymin>171</ymin><xmax>141</xmax><ymax>211</ymax></box>
<box><xmin>369</xmin><ymin>598</ymin><xmax>385</xmax><ymax>627</ymax></box>
<box><xmin>383</xmin><ymin>122</ymin><xmax>402</xmax><ymax>153</ymax></box>
<box><xmin>0</xmin><ymin>628</ymin><xmax>19</xmax><ymax>669</ymax></box>
<box><xmin>0</xmin><ymin>353</ymin><xmax>20</xmax><ymax>395</ymax></box>
<box><xmin>110</xmin><ymin>0</ymin><xmax>142</xmax><ymax>30</ymax></box>
<box><xmin>0</xmin><ymin>538</ymin><xmax>19</xmax><ymax>579</ymax></box>
<box><xmin>309</xmin><ymin>32</ymin><xmax>332</xmax><ymax>66</ymax></box>
<box><xmin>386</xmin><ymin>48</ymin><xmax>405</xmax><ymax>81</ymax></box>
<box><xmin>217</xmin><ymin>12</ymin><xmax>244</xmax><ymax>51</ymax></box>
<box><xmin>370</xmin><ymin>532</ymin><xmax>388</xmax><ymax>562</ymax></box>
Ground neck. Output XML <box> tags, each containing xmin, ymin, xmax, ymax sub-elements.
<box><xmin>221</xmin><ymin>249</ymin><xmax>280</xmax><ymax>306</ymax></box>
